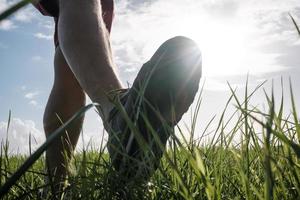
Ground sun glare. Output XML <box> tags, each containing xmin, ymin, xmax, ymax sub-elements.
<box><xmin>187</xmin><ymin>20</ymin><xmax>247</xmax><ymax>76</ymax></box>
<box><xmin>118</xmin><ymin>5</ymin><xmax>283</xmax><ymax>79</ymax></box>
<box><xmin>178</xmin><ymin>15</ymin><xmax>248</xmax><ymax>77</ymax></box>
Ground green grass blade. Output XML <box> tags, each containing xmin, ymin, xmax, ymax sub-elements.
<box><xmin>242</xmin><ymin>108</ymin><xmax>300</xmax><ymax>159</ymax></box>
<box><xmin>6</xmin><ymin>110</ymin><xmax>11</xmax><ymax>136</ymax></box>
<box><xmin>277</xmin><ymin>78</ymin><xmax>284</xmax><ymax>128</ymax></box>
<box><xmin>0</xmin><ymin>103</ymin><xmax>96</xmax><ymax>198</ymax></box>
<box><xmin>289</xmin><ymin>79</ymin><xmax>300</xmax><ymax>142</ymax></box>
<box><xmin>289</xmin><ymin>13</ymin><xmax>300</xmax><ymax>36</ymax></box>
<box><xmin>264</xmin><ymin>90</ymin><xmax>274</xmax><ymax>200</ymax></box>
<box><xmin>0</xmin><ymin>0</ymin><xmax>32</xmax><ymax>22</ymax></box>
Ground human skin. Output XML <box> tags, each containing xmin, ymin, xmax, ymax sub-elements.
<box><xmin>43</xmin><ymin>46</ymin><xmax>86</xmax><ymax>189</ymax></box>
<box><xmin>43</xmin><ymin>0</ymin><xmax>122</xmax><ymax>190</ymax></box>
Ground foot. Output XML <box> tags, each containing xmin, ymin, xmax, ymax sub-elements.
<box><xmin>106</xmin><ymin>36</ymin><xmax>202</xmax><ymax>181</ymax></box>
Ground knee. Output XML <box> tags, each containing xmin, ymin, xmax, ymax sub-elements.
<box><xmin>51</xmin><ymin>77</ymin><xmax>86</xmax><ymax>106</ymax></box>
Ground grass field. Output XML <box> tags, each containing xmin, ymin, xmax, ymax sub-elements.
<box><xmin>0</xmin><ymin>80</ymin><xmax>300</xmax><ymax>200</ymax></box>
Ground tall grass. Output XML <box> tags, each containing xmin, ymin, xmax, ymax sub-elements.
<box><xmin>0</xmin><ymin>79</ymin><xmax>300</xmax><ymax>199</ymax></box>
<box><xmin>289</xmin><ymin>13</ymin><xmax>300</xmax><ymax>36</ymax></box>
<box><xmin>0</xmin><ymin>1</ymin><xmax>300</xmax><ymax>199</ymax></box>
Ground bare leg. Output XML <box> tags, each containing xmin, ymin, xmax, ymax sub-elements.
<box><xmin>43</xmin><ymin>46</ymin><xmax>85</xmax><ymax>189</ymax></box>
<box><xmin>58</xmin><ymin>0</ymin><xmax>122</xmax><ymax>120</ymax></box>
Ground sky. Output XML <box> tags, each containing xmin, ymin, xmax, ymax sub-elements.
<box><xmin>0</xmin><ymin>0</ymin><xmax>299</xmax><ymax>154</ymax></box>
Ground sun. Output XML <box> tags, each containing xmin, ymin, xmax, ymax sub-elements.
<box><xmin>177</xmin><ymin>15</ymin><xmax>248</xmax><ymax>77</ymax></box>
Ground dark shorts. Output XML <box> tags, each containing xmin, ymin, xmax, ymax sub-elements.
<box><xmin>33</xmin><ymin>0</ymin><xmax>114</xmax><ymax>47</ymax></box>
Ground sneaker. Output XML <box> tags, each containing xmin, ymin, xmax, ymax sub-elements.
<box><xmin>106</xmin><ymin>36</ymin><xmax>202</xmax><ymax>180</ymax></box>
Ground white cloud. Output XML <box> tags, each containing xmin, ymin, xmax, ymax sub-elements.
<box><xmin>243</xmin><ymin>0</ymin><xmax>299</xmax><ymax>12</ymax></box>
<box><xmin>0</xmin><ymin>0</ymin><xmax>11</xmax><ymax>12</ymax></box>
<box><xmin>77</xmin><ymin>108</ymin><xmax>106</xmax><ymax>152</ymax></box>
<box><xmin>21</xmin><ymin>85</ymin><xmax>27</xmax><ymax>91</ymax></box>
<box><xmin>0</xmin><ymin>20</ymin><xmax>16</xmax><ymax>31</ymax></box>
<box><xmin>34</xmin><ymin>32</ymin><xmax>53</xmax><ymax>40</ymax></box>
<box><xmin>24</xmin><ymin>90</ymin><xmax>41</xmax><ymax>107</ymax></box>
<box><xmin>29</xmin><ymin>100</ymin><xmax>38</xmax><ymax>106</ymax></box>
<box><xmin>124</xmin><ymin>67</ymin><xmax>137</xmax><ymax>73</ymax></box>
<box><xmin>0</xmin><ymin>1</ymin><xmax>37</xmax><ymax>31</ymax></box>
<box><xmin>40</xmin><ymin>20</ymin><xmax>55</xmax><ymax>29</ymax></box>
<box><xmin>204</xmin><ymin>78</ymin><xmax>230</xmax><ymax>91</ymax></box>
<box><xmin>14</xmin><ymin>7</ymin><xmax>37</xmax><ymax>23</ymax></box>
<box><xmin>25</xmin><ymin>91</ymin><xmax>39</xmax><ymax>99</ymax></box>
<box><xmin>32</xmin><ymin>55</ymin><xmax>43</xmax><ymax>62</ymax></box>
<box><xmin>0</xmin><ymin>118</ymin><xmax>45</xmax><ymax>155</ymax></box>
<box><xmin>110</xmin><ymin>0</ymin><xmax>299</xmax><ymax>84</ymax></box>
<box><xmin>294</xmin><ymin>40</ymin><xmax>300</xmax><ymax>46</ymax></box>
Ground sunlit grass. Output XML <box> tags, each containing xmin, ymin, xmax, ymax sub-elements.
<box><xmin>0</xmin><ymin>1</ymin><xmax>300</xmax><ymax>199</ymax></box>
<box><xmin>0</xmin><ymin>79</ymin><xmax>300</xmax><ymax>199</ymax></box>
